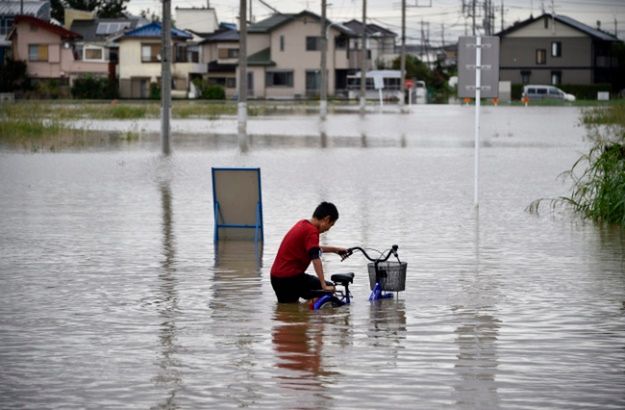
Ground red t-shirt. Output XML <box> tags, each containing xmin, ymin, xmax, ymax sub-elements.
<box><xmin>271</xmin><ymin>219</ymin><xmax>320</xmax><ymax>278</ymax></box>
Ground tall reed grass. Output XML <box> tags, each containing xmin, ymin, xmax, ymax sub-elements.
<box><xmin>528</xmin><ymin>102</ymin><xmax>625</xmax><ymax>224</ymax></box>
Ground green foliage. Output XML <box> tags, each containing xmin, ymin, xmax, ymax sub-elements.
<box><xmin>32</xmin><ymin>80</ymin><xmax>66</xmax><ymax>99</ymax></box>
<box><xmin>559</xmin><ymin>84</ymin><xmax>612</xmax><ymax>100</ymax></box>
<box><xmin>193</xmin><ymin>79</ymin><xmax>226</xmax><ymax>100</ymax></box>
<box><xmin>528</xmin><ymin>103</ymin><xmax>625</xmax><ymax>224</ymax></box>
<box><xmin>52</xmin><ymin>0</ymin><xmax>129</xmax><ymax>22</ymax></box>
<box><xmin>391</xmin><ymin>55</ymin><xmax>453</xmax><ymax>103</ymax></box>
<box><xmin>149</xmin><ymin>82</ymin><xmax>160</xmax><ymax>100</ymax></box>
<box><xmin>71</xmin><ymin>76</ymin><xmax>118</xmax><ymax>99</ymax></box>
<box><xmin>0</xmin><ymin>59</ymin><xmax>28</xmax><ymax>92</ymax></box>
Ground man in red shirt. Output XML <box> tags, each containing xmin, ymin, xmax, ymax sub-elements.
<box><xmin>271</xmin><ymin>202</ymin><xmax>347</xmax><ymax>303</ymax></box>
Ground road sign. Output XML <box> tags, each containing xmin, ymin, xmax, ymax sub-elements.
<box><xmin>458</xmin><ymin>36</ymin><xmax>500</xmax><ymax>98</ymax></box>
<box><xmin>404</xmin><ymin>79</ymin><xmax>414</xmax><ymax>89</ymax></box>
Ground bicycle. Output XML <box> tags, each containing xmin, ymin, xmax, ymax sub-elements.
<box><xmin>310</xmin><ymin>245</ymin><xmax>406</xmax><ymax>310</ymax></box>
<box><xmin>341</xmin><ymin>244</ymin><xmax>406</xmax><ymax>301</ymax></box>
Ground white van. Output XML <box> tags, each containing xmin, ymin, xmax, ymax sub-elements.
<box><xmin>523</xmin><ymin>85</ymin><xmax>576</xmax><ymax>102</ymax></box>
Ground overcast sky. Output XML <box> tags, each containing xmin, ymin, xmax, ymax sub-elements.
<box><xmin>127</xmin><ymin>0</ymin><xmax>625</xmax><ymax>44</ymax></box>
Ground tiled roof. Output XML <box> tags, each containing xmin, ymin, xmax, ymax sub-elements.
<box><xmin>10</xmin><ymin>15</ymin><xmax>80</xmax><ymax>39</ymax></box>
<box><xmin>122</xmin><ymin>21</ymin><xmax>192</xmax><ymax>40</ymax></box>
<box><xmin>497</xmin><ymin>14</ymin><xmax>619</xmax><ymax>42</ymax></box>
<box><xmin>248</xmin><ymin>11</ymin><xmax>354</xmax><ymax>36</ymax></box>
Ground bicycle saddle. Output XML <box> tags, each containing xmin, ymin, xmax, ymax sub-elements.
<box><xmin>331</xmin><ymin>272</ymin><xmax>355</xmax><ymax>285</ymax></box>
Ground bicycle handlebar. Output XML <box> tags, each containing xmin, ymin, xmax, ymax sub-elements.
<box><xmin>340</xmin><ymin>244</ymin><xmax>399</xmax><ymax>262</ymax></box>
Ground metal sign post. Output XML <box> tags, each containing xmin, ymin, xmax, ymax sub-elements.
<box><xmin>458</xmin><ymin>36</ymin><xmax>500</xmax><ymax>209</ymax></box>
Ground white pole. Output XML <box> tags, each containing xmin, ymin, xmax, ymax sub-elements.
<box><xmin>474</xmin><ymin>36</ymin><xmax>482</xmax><ymax>209</ymax></box>
<box><xmin>379</xmin><ymin>88</ymin><xmax>383</xmax><ymax>108</ymax></box>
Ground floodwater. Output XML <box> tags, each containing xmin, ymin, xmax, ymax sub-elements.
<box><xmin>1</xmin><ymin>105</ymin><xmax>624</xmax><ymax>409</ymax></box>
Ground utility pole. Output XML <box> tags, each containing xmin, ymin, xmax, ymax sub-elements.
<box><xmin>237</xmin><ymin>0</ymin><xmax>248</xmax><ymax>151</ymax></box>
<box><xmin>472</xmin><ymin>0</ymin><xmax>476</xmax><ymax>36</ymax></box>
<box><xmin>161</xmin><ymin>0</ymin><xmax>172</xmax><ymax>155</ymax></box>
<box><xmin>320</xmin><ymin>0</ymin><xmax>328</xmax><ymax>119</ymax></box>
<box><xmin>359</xmin><ymin>0</ymin><xmax>367</xmax><ymax>113</ymax></box>
<box><xmin>501</xmin><ymin>0</ymin><xmax>504</xmax><ymax>32</ymax></box>
<box><xmin>399</xmin><ymin>0</ymin><xmax>406</xmax><ymax>112</ymax></box>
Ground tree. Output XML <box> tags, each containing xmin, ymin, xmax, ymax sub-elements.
<box><xmin>51</xmin><ymin>0</ymin><xmax>130</xmax><ymax>23</ymax></box>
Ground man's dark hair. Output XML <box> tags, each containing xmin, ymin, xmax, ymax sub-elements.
<box><xmin>313</xmin><ymin>202</ymin><xmax>339</xmax><ymax>222</ymax></box>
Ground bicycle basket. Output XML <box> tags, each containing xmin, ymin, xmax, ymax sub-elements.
<box><xmin>368</xmin><ymin>261</ymin><xmax>407</xmax><ymax>292</ymax></box>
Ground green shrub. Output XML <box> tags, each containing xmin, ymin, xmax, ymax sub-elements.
<box><xmin>0</xmin><ymin>59</ymin><xmax>28</xmax><ymax>92</ymax></box>
<box><xmin>149</xmin><ymin>82</ymin><xmax>160</xmax><ymax>100</ymax></box>
<box><xmin>559</xmin><ymin>84</ymin><xmax>612</xmax><ymax>100</ymax></box>
<box><xmin>193</xmin><ymin>79</ymin><xmax>226</xmax><ymax>100</ymax></box>
<box><xmin>71</xmin><ymin>76</ymin><xmax>118</xmax><ymax>99</ymax></box>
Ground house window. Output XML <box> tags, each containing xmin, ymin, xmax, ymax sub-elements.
<box><xmin>335</xmin><ymin>36</ymin><xmax>347</xmax><ymax>49</ymax></box>
<box><xmin>551</xmin><ymin>71</ymin><xmax>562</xmax><ymax>85</ymax></box>
<box><xmin>141</xmin><ymin>43</ymin><xmax>161</xmax><ymax>62</ymax></box>
<box><xmin>306</xmin><ymin>36</ymin><xmax>321</xmax><ymax>51</ymax></box>
<box><xmin>266</xmin><ymin>70</ymin><xmax>293</xmax><ymax>87</ymax></box>
<box><xmin>28</xmin><ymin>44</ymin><xmax>48</xmax><ymax>61</ymax></box>
<box><xmin>84</xmin><ymin>46</ymin><xmax>104</xmax><ymax>61</ymax></box>
<box><xmin>536</xmin><ymin>49</ymin><xmax>546</xmax><ymax>65</ymax></box>
<box><xmin>225</xmin><ymin>77</ymin><xmax>236</xmax><ymax>88</ymax></box>
<box><xmin>0</xmin><ymin>17</ymin><xmax>14</xmax><ymax>35</ymax></box>
<box><xmin>280</xmin><ymin>35</ymin><xmax>285</xmax><ymax>51</ymax></box>
<box><xmin>521</xmin><ymin>70</ymin><xmax>531</xmax><ymax>85</ymax></box>
<box><xmin>551</xmin><ymin>41</ymin><xmax>561</xmax><ymax>57</ymax></box>
<box><xmin>218</xmin><ymin>48</ymin><xmax>239</xmax><ymax>59</ymax></box>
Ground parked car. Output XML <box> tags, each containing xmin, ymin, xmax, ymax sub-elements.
<box><xmin>523</xmin><ymin>85</ymin><xmax>576</xmax><ymax>102</ymax></box>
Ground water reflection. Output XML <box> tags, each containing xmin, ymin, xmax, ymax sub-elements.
<box><xmin>367</xmin><ymin>300</ymin><xmax>407</xmax><ymax>365</ymax></box>
<box><xmin>153</xmin><ymin>179</ymin><xmax>182</xmax><ymax>408</ymax></box>
<box><xmin>319</xmin><ymin>119</ymin><xmax>328</xmax><ymax>148</ymax></box>
<box><xmin>452</xmin><ymin>212</ymin><xmax>501</xmax><ymax>409</ymax></box>
<box><xmin>272</xmin><ymin>304</ymin><xmax>333</xmax><ymax>406</ymax></box>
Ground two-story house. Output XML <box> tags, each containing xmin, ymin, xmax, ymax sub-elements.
<box><xmin>497</xmin><ymin>13</ymin><xmax>622</xmax><ymax>89</ymax></box>
<box><xmin>1</xmin><ymin>0</ymin><xmax>50</xmax><ymax>62</ymax></box>
<box><xmin>8</xmin><ymin>15</ymin><xmax>81</xmax><ymax>85</ymax></box>
<box><xmin>342</xmin><ymin>19</ymin><xmax>396</xmax><ymax>68</ymax></box>
<box><xmin>69</xmin><ymin>17</ymin><xmax>146</xmax><ymax>81</ymax></box>
<box><xmin>227</xmin><ymin>11</ymin><xmax>356</xmax><ymax>99</ymax></box>
<box><xmin>117</xmin><ymin>21</ymin><xmax>205</xmax><ymax>99</ymax></box>
<box><xmin>199</xmin><ymin>28</ymin><xmax>240</xmax><ymax>98</ymax></box>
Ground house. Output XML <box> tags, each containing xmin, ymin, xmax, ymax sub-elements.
<box><xmin>199</xmin><ymin>28</ymin><xmax>240</xmax><ymax>98</ymax></box>
<box><xmin>497</xmin><ymin>13</ymin><xmax>623</xmax><ymax>89</ymax></box>
<box><xmin>342</xmin><ymin>19</ymin><xmax>396</xmax><ymax>68</ymax></box>
<box><xmin>117</xmin><ymin>21</ymin><xmax>205</xmax><ymax>99</ymax></box>
<box><xmin>7</xmin><ymin>15</ymin><xmax>81</xmax><ymax>85</ymax></box>
<box><xmin>219</xmin><ymin>11</ymin><xmax>357</xmax><ymax>99</ymax></box>
<box><xmin>69</xmin><ymin>17</ymin><xmax>146</xmax><ymax>80</ymax></box>
<box><xmin>1</xmin><ymin>0</ymin><xmax>50</xmax><ymax>62</ymax></box>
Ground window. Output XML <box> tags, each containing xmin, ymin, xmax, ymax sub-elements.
<box><xmin>218</xmin><ymin>48</ymin><xmax>239</xmax><ymax>59</ymax></box>
<box><xmin>225</xmin><ymin>77</ymin><xmax>236</xmax><ymax>88</ymax></box>
<box><xmin>536</xmin><ymin>49</ymin><xmax>546</xmax><ymax>65</ymax></box>
<box><xmin>335</xmin><ymin>36</ymin><xmax>347</xmax><ymax>49</ymax></box>
<box><xmin>141</xmin><ymin>44</ymin><xmax>161</xmax><ymax>62</ymax></box>
<box><xmin>266</xmin><ymin>71</ymin><xmax>293</xmax><ymax>87</ymax></box>
<box><xmin>551</xmin><ymin>41</ymin><xmax>561</xmax><ymax>57</ymax></box>
<box><xmin>0</xmin><ymin>17</ymin><xmax>14</xmax><ymax>35</ymax></box>
<box><xmin>551</xmin><ymin>71</ymin><xmax>562</xmax><ymax>85</ymax></box>
<box><xmin>28</xmin><ymin>44</ymin><xmax>48</xmax><ymax>61</ymax></box>
<box><xmin>521</xmin><ymin>70</ymin><xmax>531</xmax><ymax>85</ymax></box>
<box><xmin>280</xmin><ymin>35</ymin><xmax>285</xmax><ymax>51</ymax></box>
<box><xmin>84</xmin><ymin>46</ymin><xmax>104</xmax><ymax>61</ymax></box>
<box><xmin>306</xmin><ymin>36</ymin><xmax>321</xmax><ymax>51</ymax></box>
